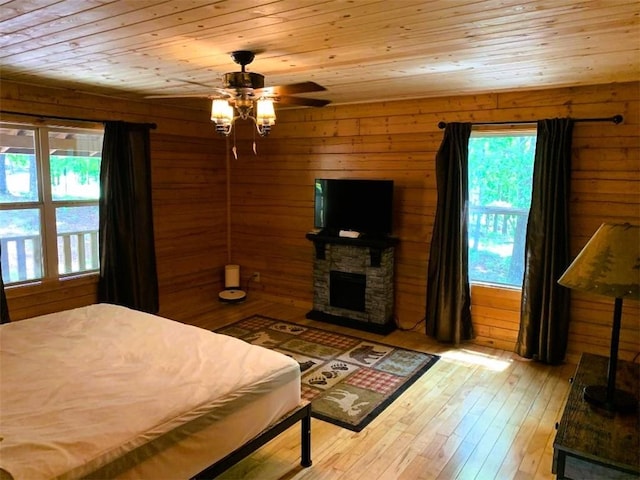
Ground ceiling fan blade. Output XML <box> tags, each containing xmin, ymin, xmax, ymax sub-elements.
<box><xmin>170</xmin><ymin>78</ymin><xmax>214</xmax><ymax>89</ymax></box>
<box><xmin>145</xmin><ymin>93</ymin><xmax>212</xmax><ymax>99</ymax></box>
<box><xmin>255</xmin><ymin>81</ymin><xmax>326</xmax><ymax>96</ymax></box>
<box><xmin>145</xmin><ymin>88</ymin><xmax>231</xmax><ymax>99</ymax></box>
<box><xmin>276</xmin><ymin>96</ymin><xmax>331</xmax><ymax>107</ymax></box>
<box><xmin>146</xmin><ymin>52</ymin><xmax>331</xmax><ymax>108</ymax></box>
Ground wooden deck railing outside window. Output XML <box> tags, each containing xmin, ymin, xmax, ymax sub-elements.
<box><xmin>1</xmin><ymin>230</ymin><xmax>99</xmax><ymax>284</ymax></box>
<box><xmin>469</xmin><ymin>205</ymin><xmax>529</xmax><ymax>286</ymax></box>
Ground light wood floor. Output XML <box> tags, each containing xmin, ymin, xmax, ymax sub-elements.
<box><xmin>186</xmin><ymin>295</ymin><xmax>575</xmax><ymax>480</ymax></box>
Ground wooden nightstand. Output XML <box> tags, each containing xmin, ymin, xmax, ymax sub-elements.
<box><xmin>553</xmin><ymin>353</ymin><xmax>639</xmax><ymax>479</ymax></box>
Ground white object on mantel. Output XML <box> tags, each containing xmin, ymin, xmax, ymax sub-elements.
<box><xmin>339</xmin><ymin>230</ymin><xmax>360</xmax><ymax>238</ymax></box>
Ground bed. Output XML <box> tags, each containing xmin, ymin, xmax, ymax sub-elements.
<box><xmin>0</xmin><ymin>303</ymin><xmax>311</xmax><ymax>479</ymax></box>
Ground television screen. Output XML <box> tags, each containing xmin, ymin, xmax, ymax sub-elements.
<box><xmin>314</xmin><ymin>179</ymin><xmax>393</xmax><ymax>237</ymax></box>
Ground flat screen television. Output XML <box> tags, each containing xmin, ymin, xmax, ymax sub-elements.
<box><xmin>314</xmin><ymin>178</ymin><xmax>394</xmax><ymax>237</ymax></box>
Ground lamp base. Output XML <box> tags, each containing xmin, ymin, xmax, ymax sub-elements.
<box><xmin>218</xmin><ymin>289</ymin><xmax>247</xmax><ymax>304</ymax></box>
<box><xmin>583</xmin><ymin>385</ymin><xmax>638</xmax><ymax>413</ymax></box>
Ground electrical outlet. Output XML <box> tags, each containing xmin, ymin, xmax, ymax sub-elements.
<box><xmin>252</xmin><ymin>272</ymin><xmax>261</xmax><ymax>283</ymax></box>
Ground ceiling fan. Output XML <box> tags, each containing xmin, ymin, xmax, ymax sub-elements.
<box><xmin>146</xmin><ymin>50</ymin><xmax>330</xmax><ymax>137</ymax></box>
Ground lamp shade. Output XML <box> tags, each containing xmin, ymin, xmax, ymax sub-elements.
<box><xmin>256</xmin><ymin>98</ymin><xmax>276</xmax><ymax>126</ymax></box>
<box><xmin>558</xmin><ymin>223</ymin><xmax>640</xmax><ymax>300</ymax></box>
<box><xmin>210</xmin><ymin>99</ymin><xmax>234</xmax><ymax>125</ymax></box>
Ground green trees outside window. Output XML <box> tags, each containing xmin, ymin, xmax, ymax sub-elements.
<box><xmin>468</xmin><ymin>132</ymin><xmax>536</xmax><ymax>287</ymax></box>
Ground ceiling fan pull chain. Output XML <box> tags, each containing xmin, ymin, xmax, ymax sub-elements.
<box><xmin>253</xmin><ymin>127</ymin><xmax>258</xmax><ymax>155</ymax></box>
<box><xmin>232</xmin><ymin>128</ymin><xmax>238</xmax><ymax>160</ymax></box>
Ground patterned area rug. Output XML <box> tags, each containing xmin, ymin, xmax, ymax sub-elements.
<box><xmin>216</xmin><ymin>315</ymin><xmax>439</xmax><ymax>432</ymax></box>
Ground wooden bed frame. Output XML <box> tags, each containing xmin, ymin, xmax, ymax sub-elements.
<box><xmin>193</xmin><ymin>401</ymin><xmax>312</xmax><ymax>478</ymax></box>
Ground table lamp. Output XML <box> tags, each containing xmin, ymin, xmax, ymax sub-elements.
<box><xmin>558</xmin><ymin>223</ymin><xmax>640</xmax><ymax>413</ymax></box>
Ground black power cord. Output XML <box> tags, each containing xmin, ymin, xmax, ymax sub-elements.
<box><xmin>395</xmin><ymin>315</ymin><xmax>425</xmax><ymax>332</ymax></box>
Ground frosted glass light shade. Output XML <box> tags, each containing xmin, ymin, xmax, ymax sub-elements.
<box><xmin>256</xmin><ymin>99</ymin><xmax>276</xmax><ymax>125</ymax></box>
<box><xmin>210</xmin><ymin>99</ymin><xmax>234</xmax><ymax>125</ymax></box>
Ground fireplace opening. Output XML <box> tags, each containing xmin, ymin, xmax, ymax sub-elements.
<box><xmin>330</xmin><ymin>270</ymin><xmax>366</xmax><ymax>312</ymax></box>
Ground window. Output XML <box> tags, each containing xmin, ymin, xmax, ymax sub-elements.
<box><xmin>468</xmin><ymin>130</ymin><xmax>536</xmax><ymax>287</ymax></box>
<box><xmin>0</xmin><ymin>123</ymin><xmax>103</xmax><ymax>285</ymax></box>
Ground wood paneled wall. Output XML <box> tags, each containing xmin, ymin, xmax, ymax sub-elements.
<box><xmin>2</xmin><ymin>80</ymin><xmax>638</xmax><ymax>365</ymax></box>
<box><xmin>1</xmin><ymin>81</ymin><xmax>229</xmax><ymax>321</ymax></box>
<box><xmin>228</xmin><ymin>82</ymin><xmax>639</xmax><ymax>364</ymax></box>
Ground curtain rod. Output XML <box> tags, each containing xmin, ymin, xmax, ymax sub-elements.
<box><xmin>0</xmin><ymin>110</ymin><xmax>157</xmax><ymax>129</ymax></box>
<box><xmin>437</xmin><ymin>114</ymin><xmax>623</xmax><ymax>130</ymax></box>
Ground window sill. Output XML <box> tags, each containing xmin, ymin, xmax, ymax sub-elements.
<box><xmin>5</xmin><ymin>273</ymin><xmax>99</xmax><ymax>300</ymax></box>
<box><xmin>470</xmin><ymin>281</ymin><xmax>521</xmax><ymax>292</ymax></box>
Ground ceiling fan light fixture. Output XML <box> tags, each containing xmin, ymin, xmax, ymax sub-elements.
<box><xmin>210</xmin><ymin>97</ymin><xmax>275</xmax><ymax>137</ymax></box>
<box><xmin>211</xmin><ymin>99</ymin><xmax>234</xmax><ymax>135</ymax></box>
<box><xmin>256</xmin><ymin>98</ymin><xmax>276</xmax><ymax>123</ymax></box>
<box><xmin>254</xmin><ymin>98</ymin><xmax>276</xmax><ymax>137</ymax></box>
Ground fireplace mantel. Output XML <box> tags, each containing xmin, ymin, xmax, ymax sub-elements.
<box><xmin>305</xmin><ymin>232</ymin><xmax>399</xmax><ymax>267</ymax></box>
<box><xmin>306</xmin><ymin>233</ymin><xmax>397</xmax><ymax>334</ymax></box>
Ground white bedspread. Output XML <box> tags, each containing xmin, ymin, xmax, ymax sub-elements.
<box><xmin>0</xmin><ymin>304</ymin><xmax>300</xmax><ymax>479</ymax></box>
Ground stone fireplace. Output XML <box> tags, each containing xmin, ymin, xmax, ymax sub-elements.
<box><xmin>306</xmin><ymin>233</ymin><xmax>398</xmax><ymax>334</ymax></box>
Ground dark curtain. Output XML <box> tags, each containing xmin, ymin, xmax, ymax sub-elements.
<box><xmin>426</xmin><ymin>122</ymin><xmax>474</xmax><ymax>344</ymax></box>
<box><xmin>1</xmin><ymin>244</ymin><xmax>9</xmax><ymax>324</ymax></box>
<box><xmin>516</xmin><ymin>118</ymin><xmax>574</xmax><ymax>364</ymax></box>
<box><xmin>98</xmin><ymin>121</ymin><xmax>159</xmax><ymax>313</ymax></box>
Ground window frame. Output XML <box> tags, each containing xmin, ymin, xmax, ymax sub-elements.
<box><xmin>0</xmin><ymin>121</ymin><xmax>103</xmax><ymax>286</ymax></box>
<box><xmin>467</xmin><ymin>126</ymin><xmax>537</xmax><ymax>290</ymax></box>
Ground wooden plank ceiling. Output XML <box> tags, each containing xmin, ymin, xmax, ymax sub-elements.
<box><xmin>0</xmin><ymin>0</ymin><xmax>639</xmax><ymax>107</ymax></box>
